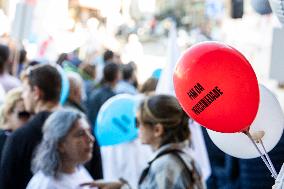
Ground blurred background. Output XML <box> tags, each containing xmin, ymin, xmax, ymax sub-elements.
<box><xmin>0</xmin><ymin>0</ymin><xmax>283</xmax><ymax>106</ymax></box>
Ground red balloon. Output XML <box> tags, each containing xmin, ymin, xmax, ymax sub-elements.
<box><xmin>173</xmin><ymin>42</ymin><xmax>259</xmax><ymax>133</ymax></box>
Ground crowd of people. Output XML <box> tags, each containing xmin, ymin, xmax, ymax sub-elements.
<box><xmin>0</xmin><ymin>42</ymin><xmax>205</xmax><ymax>189</ymax></box>
<box><xmin>0</xmin><ymin>34</ymin><xmax>284</xmax><ymax>189</ymax></box>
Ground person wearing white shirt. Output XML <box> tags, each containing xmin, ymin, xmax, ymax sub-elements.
<box><xmin>26</xmin><ymin>110</ymin><xmax>94</xmax><ymax>189</ymax></box>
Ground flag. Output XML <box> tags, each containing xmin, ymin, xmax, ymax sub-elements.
<box><xmin>155</xmin><ymin>21</ymin><xmax>180</xmax><ymax>95</ymax></box>
<box><xmin>155</xmin><ymin>20</ymin><xmax>211</xmax><ymax>181</ymax></box>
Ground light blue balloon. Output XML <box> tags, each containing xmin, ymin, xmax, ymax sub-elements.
<box><xmin>58</xmin><ymin>66</ymin><xmax>70</xmax><ymax>105</ymax></box>
<box><xmin>95</xmin><ymin>94</ymin><xmax>139</xmax><ymax>146</ymax></box>
<box><xmin>152</xmin><ymin>68</ymin><xmax>162</xmax><ymax>79</ymax></box>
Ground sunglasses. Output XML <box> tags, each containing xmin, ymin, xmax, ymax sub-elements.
<box><xmin>18</xmin><ymin>111</ymin><xmax>31</xmax><ymax>120</ymax></box>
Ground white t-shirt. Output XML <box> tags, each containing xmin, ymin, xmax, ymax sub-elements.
<box><xmin>101</xmin><ymin>139</ymin><xmax>153</xmax><ymax>189</ymax></box>
<box><xmin>26</xmin><ymin>166</ymin><xmax>94</xmax><ymax>189</ymax></box>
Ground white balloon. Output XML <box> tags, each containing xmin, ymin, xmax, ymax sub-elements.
<box><xmin>269</xmin><ymin>0</ymin><xmax>284</xmax><ymax>25</ymax></box>
<box><xmin>207</xmin><ymin>84</ymin><xmax>284</xmax><ymax>159</ymax></box>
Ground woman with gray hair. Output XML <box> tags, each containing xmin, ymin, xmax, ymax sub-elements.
<box><xmin>26</xmin><ymin>110</ymin><xmax>94</xmax><ymax>189</ymax></box>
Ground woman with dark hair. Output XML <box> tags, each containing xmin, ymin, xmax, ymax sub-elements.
<box><xmin>81</xmin><ymin>94</ymin><xmax>204</xmax><ymax>189</ymax></box>
<box><xmin>26</xmin><ymin>110</ymin><xmax>94</xmax><ymax>189</ymax></box>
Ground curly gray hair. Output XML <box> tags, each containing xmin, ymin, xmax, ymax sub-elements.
<box><xmin>32</xmin><ymin>109</ymin><xmax>82</xmax><ymax>177</ymax></box>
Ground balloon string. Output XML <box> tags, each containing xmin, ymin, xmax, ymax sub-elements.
<box><xmin>244</xmin><ymin>131</ymin><xmax>277</xmax><ymax>179</ymax></box>
<box><xmin>259</xmin><ymin>139</ymin><xmax>278</xmax><ymax>177</ymax></box>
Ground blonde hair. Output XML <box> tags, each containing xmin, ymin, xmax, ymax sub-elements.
<box><xmin>0</xmin><ymin>87</ymin><xmax>23</xmax><ymax>129</ymax></box>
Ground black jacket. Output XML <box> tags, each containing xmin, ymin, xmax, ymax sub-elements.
<box><xmin>87</xmin><ymin>85</ymin><xmax>116</xmax><ymax>127</ymax></box>
<box><xmin>0</xmin><ymin>129</ymin><xmax>11</xmax><ymax>162</ymax></box>
<box><xmin>0</xmin><ymin>111</ymin><xmax>51</xmax><ymax>189</ymax></box>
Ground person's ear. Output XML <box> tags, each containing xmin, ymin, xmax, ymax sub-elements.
<box><xmin>33</xmin><ymin>86</ymin><xmax>43</xmax><ymax>101</ymax></box>
<box><xmin>153</xmin><ymin>123</ymin><xmax>164</xmax><ymax>137</ymax></box>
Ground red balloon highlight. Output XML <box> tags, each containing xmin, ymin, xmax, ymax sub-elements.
<box><xmin>173</xmin><ymin>42</ymin><xmax>260</xmax><ymax>133</ymax></box>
